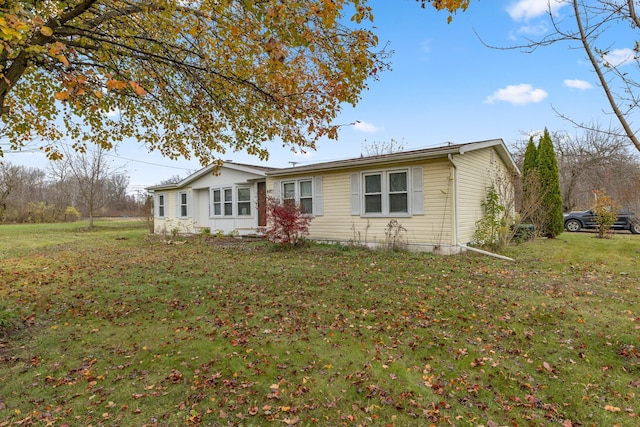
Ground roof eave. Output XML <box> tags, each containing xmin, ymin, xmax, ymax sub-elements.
<box><xmin>267</xmin><ymin>139</ymin><xmax>512</xmax><ymax>177</ymax></box>
<box><xmin>145</xmin><ymin>161</ymin><xmax>270</xmax><ymax>191</ymax></box>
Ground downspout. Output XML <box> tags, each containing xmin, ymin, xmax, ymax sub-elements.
<box><xmin>447</xmin><ymin>154</ymin><xmax>459</xmax><ymax>247</ymax></box>
<box><xmin>459</xmin><ymin>243</ymin><xmax>515</xmax><ymax>262</ymax></box>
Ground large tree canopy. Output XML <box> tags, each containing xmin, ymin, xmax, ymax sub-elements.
<box><xmin>0</xmin><ymin>0</ymin><xmax>470</xmax><ymax>164</ymax></box>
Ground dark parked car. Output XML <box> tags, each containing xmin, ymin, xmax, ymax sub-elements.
<box><xmin>564</xmin><ymin>209</ymin><xmax>640</xmax><ymax>234</ymax></box>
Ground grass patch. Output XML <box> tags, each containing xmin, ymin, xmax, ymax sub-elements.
<box><xmin>0</xmin><ymin>226</ymin><xmax>639</xmax><ymax>426</ymax></box>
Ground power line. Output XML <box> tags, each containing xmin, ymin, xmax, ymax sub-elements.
<box><xmin>105</xmin><ymin>153</ymin><xmax>196</xmax><ymax>171</ymax></box>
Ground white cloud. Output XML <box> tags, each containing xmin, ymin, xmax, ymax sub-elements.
<box><xmin>515</xmin><ymin>22</ymin><xmax>548</xmax><ymax>36</ymax></box>
<box><xmin>564</xmin><ymin>79</ymin><xmax>593</xmax><ymax>90</ymax></box>
<box><xmin>353</xmin><ymin>120</ymin><xmax>381</xmax><ymax>133</ymax></box>
<box><xmin>421</xmin><ymin>39</ymin><xmax>432</xmax><ymax>54</ymax></box>
<box><xmin>485</xmin><ymin>84</ymin><xmax>548</xmax><ymax>105</ymax></box>
<box><xmin>507</xmin><ymin>0</ymin><xmax>567</xmax><ymax>21</ymax></box>
<box><xmin>603</xmin><ymin>48</ymin><xmax>635</xmax><ymax>67</ymax></box>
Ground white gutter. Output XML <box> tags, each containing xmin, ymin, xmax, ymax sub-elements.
<box><xmin>459</xmin><ymin>244</ymin><xmax>515</xmax><ymax>262</ymax></box>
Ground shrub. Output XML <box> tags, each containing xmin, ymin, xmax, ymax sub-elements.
<box><xmin>65</xmin><ymin>206</ymin><xmax>81</xmax><ymax>222</ymax></box>
<box><xmin>265</xmin><ymin>196</ymin><xmax>312</xmax><ymax>246</ymax></box>
<box><xmin>472</xmin><ymin>185</ymin><xmax>509</xmax><ymax>250</ymax></box>
<box><xmin>384</xmin><ymin>219</ymin><xmax>407</xmax><ymax>251</ymax></box>
<box><xmin>592</xmin><ymin>189</ymin><xmax>619</xmax><ymax>238</ymax></box>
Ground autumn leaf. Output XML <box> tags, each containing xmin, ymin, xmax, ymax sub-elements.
<box><xmin>54</xmin><ymin>91</ymin><xmax>69</xmax><ymax>101</ymax></box>
<box><xmin>129</xmin><ymin>81</ymin><xmax>147</xmax><ymax>96</ymax></box>
<box><xmin>106</xmin><ymin>79</ymin><xmax>127</xmax><ymax>91</ymax></box>
<box><xmin>40</xmin><ymin>26</ymin><xmax>53</xmax><ymax>37</ymax></box>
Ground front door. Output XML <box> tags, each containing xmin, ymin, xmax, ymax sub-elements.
<box><xmin>257</xmin><ymin>181</ymin><xmax>267</xmax><ymax>227</ymax></box>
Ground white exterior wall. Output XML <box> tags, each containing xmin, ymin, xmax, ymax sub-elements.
<box><xmin>153</xmin><ymin>190</ymin><xmax>196</xmax><ymax>234</ymax></box>
<box><xmin>152</xmin><ymin>166</ymin><xmax>265</xmax><ymax>236</ymax></box>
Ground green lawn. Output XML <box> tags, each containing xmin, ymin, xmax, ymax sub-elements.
<box><xmin>1</xmin><ymin>222</ymin><xmax>639</xmax><ymax>426</ymax></box>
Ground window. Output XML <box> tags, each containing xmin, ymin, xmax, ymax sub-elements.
<box><xmin>299</xmin><ymin>180</ymin><xmax>313</xmax><ymax>214</ymax></box>
<box><xmin>237</xmin><ymin>187</ymin><xmax>251</xmax><ymax>216</ymax></box>
<box><xmin>280</xmin><ymin>179</ymin><xmax>316</xmax><ymax>214</ymax></box>
<box><xmin>211</xmin><ymin>186</ymin><xmax>253</xmax><ymax>217</ymax></box>
<box><xmin>212</xmin><ymin>189</ymin><xmax>221</xmax><ymax>216</ymax></box>
<box><xmin>364</xmin><ymin>172</ymin><xmax>407</xmax><ymax>214</ymax></box>
<box><xmin>364</xmin><ymin>174</ymin><xmax>382</xmax><ymax>213</ymax></box>
<box><xmin>178</xmin><ymin>191</ymin><xmax>188</xmax><ymax>217</ymax></box>
<box><xmin>223</xmin><ymin>188</ymin><xmax>233</xmax><ymax>216</ymax></box>
<box><xmin>388</xmin><ymin>172</ymin><xmax>408</xmax><ymax>213</ymax></box>
<box><xmin>283</xmin><ymin>182</ymin><xmax>296</xmax><ymax>206</ymax></box>
<box><xmin>351</xmin><ymin>169</ymin><xmax>419</xmax><ymax>217</ymax></box>
<box><xmin>157</xmin><ymin>194</ymin><xmax>166</xmax><ymax>217</ymax></box>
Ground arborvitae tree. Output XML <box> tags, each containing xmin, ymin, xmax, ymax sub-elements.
<box><xmin>520</xmin><ymin>136</ymin><xmax>544</xmax><ymax>233</ymax></box>
<box><xmin>522</xmin><ymin>137</ymin><xmax>538</xmax><ymax>176</ymax></box>
<box><xmin>537</xmin><ymin>129</ymin><xmax>564</xmax><ymax>237</ymax></box>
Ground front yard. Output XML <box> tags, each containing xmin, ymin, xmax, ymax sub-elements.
<box><xmin>1</xmin><ymin>221</ymin><xmax>639</xmax><ymax>426</ymax></box>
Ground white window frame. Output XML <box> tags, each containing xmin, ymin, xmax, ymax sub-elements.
<box><xmin>210</xmin><ymin>186</ymin><xmax>254</xmax><ymax>218</ymax></box>
<box><xmin>156</xmin><ymin>193</ymin><xmax>166</xmax><ymax>218</ymax></box>
<box><xmin>223</xmin><ymin>187</ymin><xmax>233</xmax><ymax>216</ymax></box>
<box><xmin>388</xmin><ymin>171</ymin><xmax>409</xmax><ymax>214</ymax></box>
<box><xmin>281</xmin><ymin>178</ymin><xmax>315</xmax><ymax>215</ymax></box>
<box><xmin>177</xmin><ymin>191</ymin><xmax>189</xmax><ymax>218</ymax></box>
<box><xmin>211</xmin><ymin>189</ymin><xmax>222</xmax><ymax>217</ymax></box>
<box><xmin>354</xmin><ymin>168</ymin><xmax>416</xmax><ymax>217</ymax></box>
<box><xmin>237</xmin><ymin>187</ymin><xmax>251</xmax><ymax>216</ymax></box>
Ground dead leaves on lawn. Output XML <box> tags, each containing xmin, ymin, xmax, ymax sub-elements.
<box><xmin>1</xmin><ymin>236</ymin><xmax>639</xmax><ymax>426</ymax></box>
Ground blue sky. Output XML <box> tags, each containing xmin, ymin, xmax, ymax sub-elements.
<box><xmin>4</xmin><ymin>0</ymin><xmax>635</xmax><ymax>192</ymax></box>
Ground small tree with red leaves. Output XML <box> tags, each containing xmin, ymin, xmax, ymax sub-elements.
<box><xmin>264</xmin><ymin>196</ymin><xmax>312</xmax><ymax>246</ymax></box>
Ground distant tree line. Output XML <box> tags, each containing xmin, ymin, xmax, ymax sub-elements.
<box><xmin>0</xmin><ymin>156</ymin><xmax>144</xmax><ymax>224</ymax></box>
<box><xmin>513</xmin><ymin>127</ymin><xmax>640</xmax><ymax>215</ymax></box>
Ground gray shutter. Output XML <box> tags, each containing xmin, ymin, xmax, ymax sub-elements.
<box><xmin>411</xmin><ymin>167</ymin><xmax>424</xmax><ymax>215</ymax></box>
<box><xmin>350</xmin><ymin>173</ymin><xmax>360</xmax><ymax>215</ymax></box>
<box><xmin>187</xmin><ymin>190</ymin><xmax>192</xmax><ymax>217</ymax></box>
<box><xmin>175</xmin><ymin>192</ymin><xmax>181</xmax><ymax>217</ymax></box>
<box><xmin>313</xmin><ymin>176</ymin><xmax>323</xmax><ymax>216</ymax></box>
